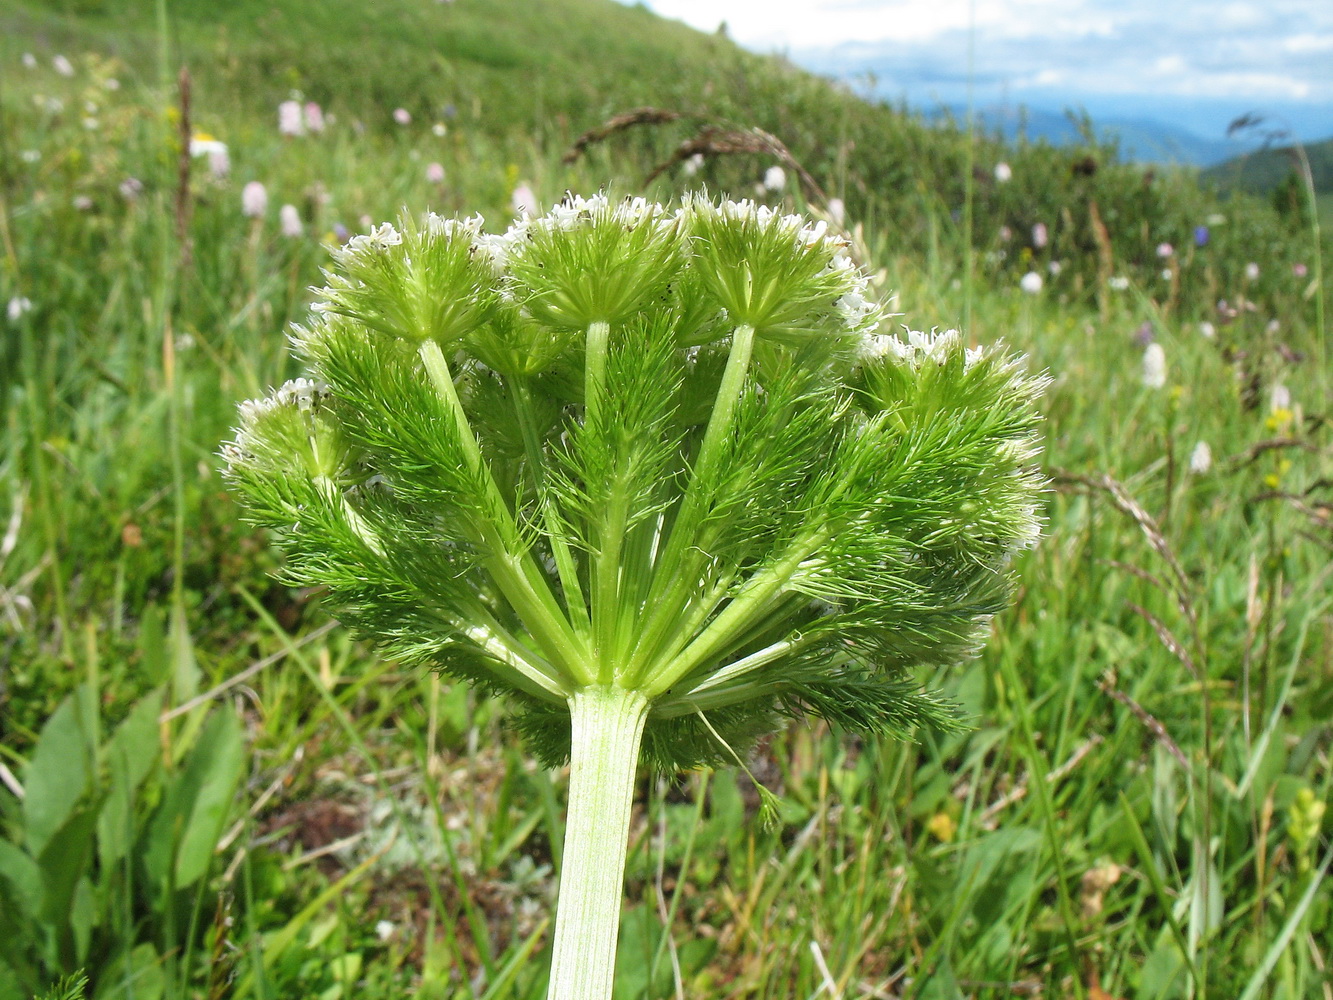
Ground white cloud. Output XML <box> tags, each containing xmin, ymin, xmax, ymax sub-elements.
<box><xmin>625</xmin><ymin>0</ymin><xmax>1333</xmax><ymax>129</ymax></box>
<box><xmin>639</xmin><ymin>0</ymin><xmax>1116</xmax><ymax>49</ymax></box>
<box><xmin>1153</xmin><ymin>55</ymin><xmax>1187</xmax><ymax>76</ymax></box>
<box><xmin>1285</xmin><ymin>33</ymin><xmax>1333</xmax><ymax>53</ymax></box>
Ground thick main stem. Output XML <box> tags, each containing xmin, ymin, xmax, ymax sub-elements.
<box><xmin>547</xmin><ymin>686</ymin><xmax>651</xmax><ymax>1000</ymax></box>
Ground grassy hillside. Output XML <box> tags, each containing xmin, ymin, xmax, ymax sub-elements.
<box><xmin>1</xmin><ymin>2</ymin><xmax>1331</xmax><ymax>999</ymax></box>
<box><xmin>3</xmin><ymin>0</ymin><xmax>744</xmax><ymax>132</ymax></box>
<box><xmin>1204</xmin><ymin>136</ymin><xmax>1333</xmax><ymax>195</ymax></box>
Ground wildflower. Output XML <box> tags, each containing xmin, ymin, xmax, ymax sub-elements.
<box><xmin>119</xmin><ymin>177</ymin><xmax>143</xmax><ymax>201</ymax></box>
<box><xmin>73</xmin><ymin>195</ymin><xmax>93</xmax><ymax>211</ymax></box>
<box><xmin>1265</xmin><ymin>319</ymin><xmax>1280</xmax><ymax>335</ymax></box>
<box><xmin>1134</xmin><ymin>322</ymin><xmax>1155</xmax><ymax>346</ymax></box>
<box><xmin>1032</xmin><ymin>222</ymin><xmax>1048</xmax><ymax>249</ymax></box>
<box><xmin>104</xmin><ymin>77</ymin><xmax>119</xmax><ymax>91</ymax></box>
<box><xmin>1160</xmin><ymin>269</ymin><xmax>1172</xmax><ymax>281</ymax></box>
<box><xmin>278</xmin><ymin>99</ymin><xmax>304</xmax><ymax>136</ymax></box>
<box><xmin>82</xmin><ymin>117</ymin><xmax>99</xmax><ymax>130</ymax></box>
<box><xmin>393</xmin><ymin>107</ymin><xmax>412</xmax><ymax>125</ymax></box>
<box><xmin>227</xmin><ymin>198</ymin><xmax>1049</xmax><ymax>1000</ymax></box>
<box><xmin>1141</xmin><ymin>343</ymin><xmax>1167</xmax><ymax>389</ymax></box>
<box><xmin>432</xmin><ymin>122</ymin><xmax>447</xmax><ymax>137</ymax></box>
<box><xmin>190</xmin><ymin>134</ymin><xmax>230</xmax><ymax>177</ymax></box>
<box><xmin>375</xmin><ymin>920</ymin><xmax>395</xmax><ymax>942</ymax></box>
<box><xmin>22</xmin><ymin>53</ymin><xmax>36</xmax><ymax>69</ymax></box>
<box><xmin>1188</xmin><ymin>441</ymin><xmax>1212</xmax><ymax>474</ymax></box>
<box><xmin>7</xmin><ymin>296</ymin><xmax>33</xmax><ymax>322</ymax></box>
<box><xmin>994</xmin><ymin>161</ymin><xmax>1012</xmax><ymax>183</ymax></box>
<box><xmin>304</xmin><ymin>102</ymin><xmax>325</xmax><ymax>134</ymax></box>
<box><xmin>1020</xmin><ymin>271</ymin><xmax>1043</xmax><ymax>294</ymax></box>
<box><xmin>1156</xmin><ymin>242</ymin><xmax>1173</xmax><ymax>258</ymax></box>
<box><xmin>1194</xmin><ymin>225</ymin><xmax>1209</xmax><ymax>247</ymax></box>
<box><xmin>20</xmin><ymin>150</ymin><xmax>39</xmax><ymax>164</ymax></box>
<box><xmin>763</xmin><ymin>165</ymin><xmax>786</xmax><ymax>192</ymax></box>
<box><xmin>682</xmin><ymin>152</ymin><xmax>705</xmax><ymax>177</ymax></box>
<box><xmin>827</xmin><ymin>197</ymin><xmax>845</xmax><ymax>226</ymax></box>
<box><xmin>53</xmin><ymin>54</ymin><xmax>74</xmax><ymax>77</ymax></box>
<box><xmin>242</xmin><ymin>181</ymin><xmax>268</xmax><ymax>218</ymax></box>
<box><xmin>1048</xmin><ymin>260</ymin><xmax>1063</xmax><ymax>276</ymax></box>
<box><xmin>280</xmin><ymin>203</ymin><xmax>304</xmax><ymax>238</ymax></box>
<box><xmin>1245</xmin><ymin>262</ymin><xmax>1260</xmax><ymax>281</ymax></box>
<box><xmin>1199</xmin><ymin>321</ymin><xmax>1215</xmax><ymax>338</ymax></box>
<box><xmin>1270</xmin><ymin>384</ymin><xmax>1291</xmax><ymax>413</ymax></box>
<box><xmin>511</xmin><ymin>183</ymin><xmax>539</xmax><ymax>217</ymax></box>
<box><xmin>426</xmin><ymin>162</ymin><xmax>446</xmax><ymax>184</ymax></box>
<box><xmin>998</xmin><ymin>226</ymin><xmax>1012</xmax><ymax>242</ymax></box>
<box><xmin>1108</xmin><ymin>276</ymin><xmax>1129</xmax><ymax>291</ymax></box>
<box><xmin>1293</xmin><ymin>262</ymin><xmax>1308</xmax><ymax>278</ymax></box>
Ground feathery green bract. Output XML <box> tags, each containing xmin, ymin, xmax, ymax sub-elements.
<box><xmin>223</xmin><ymin>193</ymin><xmax>1048</xmax><ymax>769</ymax></box>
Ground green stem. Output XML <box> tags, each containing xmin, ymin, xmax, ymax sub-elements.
<box><xmin>644</xmin><ymin>526</ymin><xmax>826</xmax><ymax>698</ymax></box>
<box><xmin>582</xmin><ymin>320</ymin><xmax>631</xmax><ymax>676</ymax></box>
<box><xmin>693</xmin><ymin>323</ymin><xmax>756</xmax><ymax>485</ymax></box>
<box><xmin>418</xmin><ymin>339</ymin><xmax>591</xmax><ymax>685</ymax></box>
<box><xmin>584</xmin><ymin>320</ymin><xmax>611</xmax><ymax>428</ymax></box>
<box><xmin>628</xmin><ymin>323</ymin><xmax>757</xmax><ymax>677</ymax></box>
<box><xmin>594</xmin><ymin>478</ymin><xmax>630</xmax><ymax>681</ymax></box>
<box><xmin>513</xmin><ymin>378</ymin><xmax>591</xmax><ymax>634</ymax></box>
<box><xmin>546</xmin><ymin>686</ymin><xmax>650</xmax><ymax>1000</ymax></box>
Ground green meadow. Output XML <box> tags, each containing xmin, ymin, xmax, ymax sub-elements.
<box><xmin>1</xmin><ymin>1</ymin><xmax>1329</xmax><ymax>998</ymax></box>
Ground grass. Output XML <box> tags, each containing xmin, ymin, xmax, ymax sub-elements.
<box><xmin>1</xmin><ymin>1</ymin><xmax>1330</xmax><ymax>998</ymax></box>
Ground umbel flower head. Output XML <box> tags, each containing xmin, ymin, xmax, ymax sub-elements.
<box><xmin>224</xmin><ymin>194</ymin><xmax>1048</xmax><ymax>771</ymax></box>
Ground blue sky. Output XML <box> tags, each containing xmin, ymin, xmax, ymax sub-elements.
<box><xmin>623</xmin><ymin>0</ymin><xmax>1333</xmax><ymax>141</ymax></box>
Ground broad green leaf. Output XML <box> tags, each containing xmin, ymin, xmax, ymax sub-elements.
<box><xmin>36</xmin><ymin>800</ymin><xmax>101</xmax><ymax>967</ymax></box>
<box><xmin>168</xmin><ymin>597</ymin><xmax>200</xmax><ymax>707</ymax></box>
<box><xmin>173</xmin><ymin>709</ymin><xmax>245</xmax><ymax>887</ymax></box>
<box><xmin>70</xmin><ymin>877</ymin><xmax>94</xmax><ymax>966</ymax></box>
<box><xmin>97</xmin><ymin>690</ymin><xmax>165</xmax><ymax>870</ymax></box>
<box><xmin>613</xmin><ymin>906</ymin><xmax>671</xmax><ymax>1000</ymax></box>
<box><xmin>1140</xmin><ymin>935</ymin><xmax>1188</xmax><ymax>1000</ymax></box>
<box><xmin>145</xmin><ymin>710</ymin><xmax>245</xmax><ymax>893</ymax></box>
<box><xmin>137</xmin><ymin>605</ymin><xmax>168</xmax><ymax>686</ymax></box>
<box><xmin>0</xmin><ymin>840</ymin><xmax>42</xmax><ymax>923</ymax></box>
<box><xmin>23</xmin><ymin>692</ymin><xmax>93</xmax><ymax>857</ymax></box>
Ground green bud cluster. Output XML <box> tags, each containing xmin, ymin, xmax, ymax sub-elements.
<box><xmin>224</xmin><ymin>194</ymin><xmax>1049</xmax><ymax>770</ymax></box>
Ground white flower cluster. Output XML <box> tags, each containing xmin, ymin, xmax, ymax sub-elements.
<box><xmin>7</xmin><ymin>296</ymin><xmax>33</xmax><ymax>323</ymax></box>
<box><xmin>827</xmin><ymin>253</ymin><xmax>877</xmax><ymax>332</ymax></box>
<box><xmin>699</xmin><ymin>198</ymin><xmax>876</xmax><ymax>333</ymax></box>
<box><xmin>224</xmin><ymin>378</ymin><xmax>332</xmax><ymax>470</ymax></box>
<box><xmin>532</xmin><ymin>193</ymin><xmax>667</xmax><ymax>235</ymax></box>
<box><xmin>338</xmin><ymin>221</ymin><xmax>404</xmax><ymax>259</ymax></box>
<box><xmin>861</xmin><ymin>328</ymin><xmax>984</xmax><ymax>370</ymax></box>
<box><xmin>236</xmin><ymin>377</ymin><xmax>328</xmax><ymax>423</ymax></box>
<box><xmin>1188</xmin><ymin>441</ymin><xmax>1212</xmax><ymax>474</ymax></box>
<box><xmin>489</xmin><ymin>193</ymin><xmax>675</xmax><ymax>270</ymax></box>
<box><xmin>1141</xmin><ymin>343</ymin><xmax>1167</xmax><ymax>390</ymax></box>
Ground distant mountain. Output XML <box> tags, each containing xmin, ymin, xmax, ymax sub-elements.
<box><xmin>1202</xmin><ymin>136</ymin><xmax>1333</xmax><ymax>195</ymax></box>
<box><xmin>930</xmin><ymin>105</ymin><xmax>1255</xmax><ymax>167</ymax></box>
